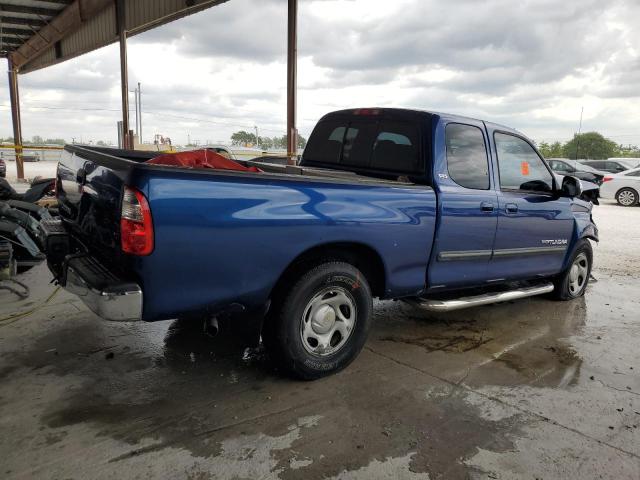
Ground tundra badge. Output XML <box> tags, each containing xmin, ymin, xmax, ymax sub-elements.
<box><xmin>541</xmin><ymin>239</ymin><xmax>568</xmax><ymax>245</ymax></box>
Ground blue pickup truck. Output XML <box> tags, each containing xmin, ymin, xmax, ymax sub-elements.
<box><xmin>42</xmin><ymin>108</ymin><xmax>598</xmax><ymax>379</ymax></box>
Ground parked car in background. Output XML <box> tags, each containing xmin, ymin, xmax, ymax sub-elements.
<box><xmin>580</xmin><ymin>159</ymin><xmax>640</xmax><ymax>174</ymax></box>
<box><xmin>0</xmin><ymin>158</ymin><xmax>6</xmax><ymax>178</ymax></box>
<box><xmin>205</xmin><ymin>146</ymin><xmax>273</xmax><ymax>162</ymax></box>
<box><xmin>547</xmin><ymin>158</ymin><xmax>606</xmax><ymax>185</ymax></box>
<box><xmin>23</xmin><ymin>153</ymin><xmax>41</xmax><ymax>162</ymax></box>
<box><xmin>205</xmin><ymin>146</ymin><xmax>237</xmax><ymax>160</ymax></box>
<box><xmin>600</xmin><ymin>167</ymin><xmax>640</xmax><ymax>206</ymax></box>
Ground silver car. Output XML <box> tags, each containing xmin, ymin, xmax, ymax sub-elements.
<box><xmin>600</xmin><ymin>167</ymin><xmax>640</xmax><ymax>206</ymax></box>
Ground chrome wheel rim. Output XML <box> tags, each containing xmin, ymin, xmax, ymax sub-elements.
<box><xmin>568</xmin><ymin>252</ymin><xmax>589</xmax><ymax>296</ymax></box>
<box><xmin>300</xmin><ymin>287</ymin><xmax>356</xmax><ymax>356</ymax></box>
<box><xmin>618</xmin><ymin>190</ymin><xmax>636</xmax><ymax>206</ymax></box>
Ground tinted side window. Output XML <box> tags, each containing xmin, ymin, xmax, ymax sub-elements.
<box><xmin>304</xmin><ymin>121</ymin><xmax>346</xmax><ymax>164</ymax></box>
<box><xmin>626</xmin><ymin>170</ymin><xmax>640</xmax><ymax>177</ymax></box>
<box><xmin>445</xmin><ymin>124</ymin><xmax>490</xmax><ymax>190</ymax></box>
<box><xmin>495</xmin><ymin>133</ymin><xmax>553</xmax><ymax>192</ymax></box>
<box><xmin>370</xmin><ymin>122</ymin><xmax>421</xmax><ymax>173</ymax></box>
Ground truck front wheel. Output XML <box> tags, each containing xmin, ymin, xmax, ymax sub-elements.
<box><xmin>264</xmin><ymin>262</ymin><xmax>373</xmax><ymax>380</ymax></box>
<box><xmin>552</xmin><ymin>239</ymin><xmax>593</xmax><ymax>300</ymax></box>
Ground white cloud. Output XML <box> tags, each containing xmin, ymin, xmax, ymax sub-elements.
<box><xmin>1</xmin><ymin>0</ymin><xmax>640</xmax><ymax>146</ymax></box>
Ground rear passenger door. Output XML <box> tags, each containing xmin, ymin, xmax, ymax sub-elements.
<box><xmin>428</xmin><ymin>122</ymin><xmax>498</xmax><ymax>289</ymax></box>
<box><xmin>489</xmin><ymin>132</ymin><xmax>574</xmax><ymax>280</ymax></box>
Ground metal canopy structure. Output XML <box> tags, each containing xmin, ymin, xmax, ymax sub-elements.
<box><xmin>1</xmin><ymin>0</ymin><xmax>231</xmax><ymax>73</ymax></box>
<box><xmin>2</xmin><ymin>0</ymin><xmax>298</xmax><ymax>178</ymax></box>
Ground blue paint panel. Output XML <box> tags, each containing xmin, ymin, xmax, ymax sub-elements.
<box><xmin>427</xmin><ymin>114</ymin><xmax>499</xmax><ymax>288</ymax></box>
<box><xmin>483</xmin><ymin>124</ymin><xmax>576</xmax><ymax>280</ymax></box>
<box><xmin>490</xmin><ymin>191</ymin><xmax>574</xmax><ymax>278</ymax></box>
<box><xmin>131</xmin><ymin>170</ymin><xmax>437</xmax><ymax>320</ymax></box>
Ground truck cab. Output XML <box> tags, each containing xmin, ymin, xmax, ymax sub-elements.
<box><xmin>301</xmin><ymin>109</ymin><xmax>596</xmax><ymax>291</ymax></box>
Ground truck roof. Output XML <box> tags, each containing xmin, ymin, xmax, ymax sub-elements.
<box><xmin>321</xmin><ymin>107</ymin><xmax>522</xmax><ymax>137</ymax></box>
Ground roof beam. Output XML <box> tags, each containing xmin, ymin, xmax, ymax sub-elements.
<box><xmin>9</xmin><ymin>0</ymin><xmax>113</xmax><ymax>70</ymax></box>
<box><xmin>35</xmin><ymin>1</ymin><xmax>73</xmax><ymax>4</ymax></box>
<box><xmin>0</xmin><ymin>4</ymin><xmax>61</xmax><ymax>18</ymax></box>
<box><xmin>1</xmin><ymin>36</ymin><xmax>23</xmax><ymax>45</ymax></box>
<box><xmin>0</xmin><ymin>16</ymin><xmax>47</xmax><ymax>27</ymax></box>
<box><xmin>0</xmin><ymin>27</ymin><xmax>34</xmax><ymax>36</ymax></box>
<box><xmin>9</xmin><ymin>0</ymin><xmax>231</xmax><ymax>72</ymax></box>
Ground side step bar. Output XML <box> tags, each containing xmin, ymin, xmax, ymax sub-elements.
<box><xmin>409</xmin><ymin>283</ymin><xmax>555</xmax><ymax>312</ymax></box>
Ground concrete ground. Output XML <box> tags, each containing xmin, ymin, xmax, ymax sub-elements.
<box><xmin>1</xmin><ymin>201</ymin><xmax>639</xmax><ymax>479</ymax></box>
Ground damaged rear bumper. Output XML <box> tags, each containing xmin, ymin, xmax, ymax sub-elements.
<box><xmin>64</xmin><ymin>255</ymin><xmax>143</xmax><ymax>322</ymax></box>
<box><xmin>40</xmin><ymin>219</ymin><xmax>143</xmax><ymax>321</ymax></box>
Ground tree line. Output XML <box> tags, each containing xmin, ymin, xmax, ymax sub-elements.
<box><xmin>0</xmin><ymin>136</ymin><xmax>66</xmax><ymax>145</ymax></box>
<box><xmin>537</xmin><ymin>132</ymin><xmax>640</xmax><ymax>159</ymax></box>
<box><xmin>230</xmin><ymin>131</ymin><xmax>307</xmax><ymax>150</ymax></box>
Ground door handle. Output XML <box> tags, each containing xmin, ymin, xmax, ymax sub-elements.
<box><xmin>480</xmin><ymin>202</ymin><xmax>494</xmax><ymax>212</ymax></box>
<box><xmin>505</xmin><ymin>203</ymin><xmax>518</xmax><ymax>214</ymax></box>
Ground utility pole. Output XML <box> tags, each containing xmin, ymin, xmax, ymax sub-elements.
<box><xmin>138</xmin><ymin>82</ymin><xmax>142</xmax><ymax>144</ymax></box>
<box><xmin>7</xmin><ymin>56</ymin><xmax>24</xmax><ymax>179</ymax></box>
<box><xmin>575</xmin><ymin>106</ymin><xmax>584</xmax><ymax>161</ymax></box>
<box><xmin>287</xmin><ymin>0</ymin><xmax>298</xmax><ymax>165</ymax></box>
<box><xmin>132</xmin><ymin>87</ymin><xmax>139</xmax><ymax>137</ymax></box>
<box><xmin>255</xmin><ymin>126</ymin><xmax>259</xmax><ymax>147</ymax></box>
<box><xmin>116</xmin><ymin>0</ymin><xmax>131</xmax><ymax>149</ymax></box>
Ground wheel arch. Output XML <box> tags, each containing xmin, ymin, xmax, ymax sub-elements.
<box><xmin>269</xmin><ymin>242</ymin><xmax>387</xmax><ymax>302</ymax></box>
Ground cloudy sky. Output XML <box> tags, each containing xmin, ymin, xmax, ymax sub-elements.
<box><xmin>1</xmin><ymin>0</ymin><xmax>639</xmax><ymax>147</ymax></box>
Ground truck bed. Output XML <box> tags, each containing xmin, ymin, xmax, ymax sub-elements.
<box><xmin>56</xmin><ymin>145</ymin><xmax>437</xmax><ymax>321</ymax></box>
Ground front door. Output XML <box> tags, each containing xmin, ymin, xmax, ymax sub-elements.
<box><xmin>489</xmin><ymin>132</ymin><xmax>574</xmax><ymax>280</ymax></box>
<box><xmin>428</xmin><ymin>121</ymin><xmax>498</xmax><ymax>289</ymax></box>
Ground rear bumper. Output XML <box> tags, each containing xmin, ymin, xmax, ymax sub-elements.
<box><xmin>64</xmin><ymin>255</ymin><xmax>143</xmax><ymax>322</ymax></box>
<box><xmin>40</xmin><ymin>219</ymin><xmax>142</xmax><ymax>321</ymax></box>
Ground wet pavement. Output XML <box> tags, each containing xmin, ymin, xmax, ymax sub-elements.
<box><xmin>1</xmin><ymin>200</ymin><xmax>639</xmax><ymax>479</ymax></box>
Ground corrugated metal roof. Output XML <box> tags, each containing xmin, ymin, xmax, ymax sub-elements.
<box><xmin>1</xmin><ymin>0</ymin><xmax>230</xmax><ymax>73</ymax></box>
<box><xmin>0</xmin><ymin>1</ymin><xmax>70</xmax><ymax>56</ymax></box>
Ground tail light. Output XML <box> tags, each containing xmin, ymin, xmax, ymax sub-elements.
<box><xmin>120</xmin><ymin>186</ymin><xmax>154</xmax><ymax>255</ymax></box>
<box><xmin>602</xmin><ymin>176</ymin><xmax>613</xmax><ymax>183</ymax></box>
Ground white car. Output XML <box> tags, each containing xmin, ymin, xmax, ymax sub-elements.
<box><xmin>600</xmin><ymin>167</ymin><xmax>640</xmax><ymax>206</ymax></box>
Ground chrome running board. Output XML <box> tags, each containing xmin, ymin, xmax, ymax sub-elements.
<box><xmin>409</xmin><ymin>283</ymin><xmax>555</xmax><ymax>312</ymax></box>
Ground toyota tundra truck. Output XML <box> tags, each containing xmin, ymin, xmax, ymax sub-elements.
<box><xmin>41</xmin><ymin>108</ymin><xmax>598</xmax><ymax>379</ymax></box>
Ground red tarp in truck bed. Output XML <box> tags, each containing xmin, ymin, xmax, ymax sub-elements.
<box><xmin>146</xmin><ymin>149</ymin><xmax>261</xmax><ymax>172</ymax></box>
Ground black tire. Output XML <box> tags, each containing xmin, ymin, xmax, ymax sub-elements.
<box><xmin>264</xmin><ymin>262</ymin><xmax>373</xmax><ymax>380</ymax></box>
<box><xmin>552</xmin><ymin>240</ymin><xmax>593</xmax><ymax>300</ymax></box>
<box><xmin>616</xmin><ymin>188</ymin><xmax>638</xmax><ymax>207</ymax></box>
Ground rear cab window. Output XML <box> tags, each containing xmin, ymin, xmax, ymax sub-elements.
<box><xmin>302</xmin><ymin>112</ymin><xmax>426</xmax><ymax>179</ymax></box>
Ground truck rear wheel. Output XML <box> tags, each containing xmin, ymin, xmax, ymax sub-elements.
<box><xmin>264</xmin><ymin>262</ymin><xmax>372</xmax><ymax>380</ymax></box>
<box><xmin>552</xmin><ymin>239</ymin><xmax>593</xmax><ymax>300</ymax></box>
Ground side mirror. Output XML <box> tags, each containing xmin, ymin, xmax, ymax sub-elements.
<box><xmin>561</xmin><ymin>176</ymin><xmax>583</xmax><ymax>198</ymax></box>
